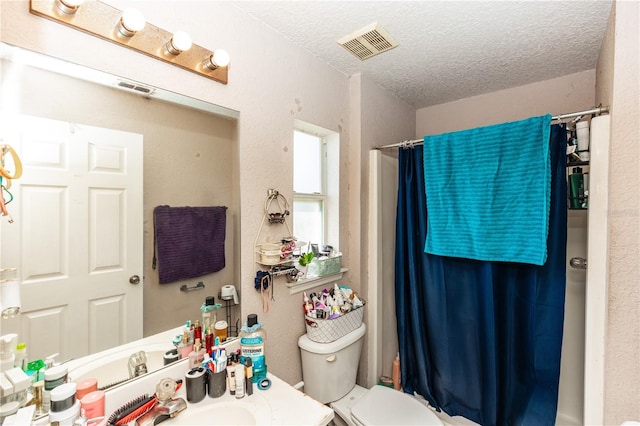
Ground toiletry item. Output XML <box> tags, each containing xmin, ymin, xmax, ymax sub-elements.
<box><xmin>302</xmin><ymin>292</ymin><xmax>314</xmax><ymax>315</ymax></box>
<box><xmin>50</xmin><ymin>382</ymin><xmax>77</xmax><ymax>413</ymax></box>
<box><xmin>239</xmin><ymin>314</ymin><xmax>267</xmax><ymax>378</ymax></box>
<box><xmin>193</xmin><ymin>320</ymin><xmax>202</xmax><ymax>341</ymax></box>
<box><xmin>0</xmin><ymin>334</ymin><xmax>17</xmax><ymax>372</ymax></box>
<box><xmin>14</xmin><ymin>342</ymin><xmax>27</xmax><ymax>371</ymax></box>
<box><xmin>201</xmin><ymin>296</ymin><xmax>216</xmax><ymax>334</ymax></box>
<box><xmin>576</xmin><ymin>121</ymin><xmax>590</xmax><ymax>152</ymax></box>
<box><xmin>205</xmin><ymin>329</ymin><xmax>214</xmax><ymax>355</ymax></box>
<box><xmin>207</xmin><ymin>369</ymin><xmax>226</xmax><ymax>398</ymax></box>
<box><xmin>185</xmin><ymin>367</ymin><xmax>206</xmax><ymax>403</ymax></box>
<box><xmin>234</xmin><ymin>363</ymin><xmax>245</xmax><ymax>398</ymax></box>
<box><xmin>43</xmin><ymin>365</ymin><xmax>68</xmax><ymax>413</ymax></box>
<box><xmin>50</xmin><ymin>383</ymin><xmax>80</xmax><ymax>426</ymax></box>
<box><xmin>75</xmin><ymin>378</ymin><xmax>98</xmax><ymax>400</ymax></box>
<box><xmin>214</xmin><ymin>320</ymin><xmax>228</xmax><ymax>342</ymax></box>
<box><xmin>31</xmin><ymin>380</ymin><xmax>46</xmax><ymax>416</ymax></box>
<box><xmin>227</xmin><ymin>362</ymin><xmax>236</xmax><ymax>396</ymax></box>
<box><xmin>80</xmin><ymin>390</ymin><xmax>105</xmax><ymax>425</ymax></box>
<box><xmin>163</xmin><ymin>349</ymin><xmax>179</xmax><ymax>366</ymax></box>
<box><xmin>392</xmin><ymin>353</ymin><xmax>401</xmax><ymax>390</ymax></box>
<box><xmin>582</xmin><ymin>173</ymin><xmax>589</xmax><ymax>209</ymax></box>
<box><xmin>4</xmin><ymin>367</ymin><xmax>30</xmax><ymax>407</ymax></box>
<box><xmin>188</xmin><ymin>338</ymin><xmax>205</xmax><ymax>369</ymax></box>
<box><xmin>569</xmin><ymin>167</ymin><xmax>585</xmax><ymax>209</ymax></box>
<box><xmin>48</xmin><ymin>399</ymin><xmax>80</xmax><ymax>426</ymax></box>
<box><xmin>244</xmin><ymin>358</ymin><xmax>253</xmax><ymax>396</ymax></box>
<box><xmin>180</xmin><ymin>331</ymin><xmax>193</xmax><ymax>359</ymax></box>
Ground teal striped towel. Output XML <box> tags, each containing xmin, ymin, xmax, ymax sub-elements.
<box><xmin>423</xmin><ymin>114</ymin><xmax>552</xmax><ymax>265</ymax></box>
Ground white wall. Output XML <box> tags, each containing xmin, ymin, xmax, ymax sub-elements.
<box><xmin>596</xmin><ymin>1</ymin><xmax>640</xmax><ymax>423</ymax></box>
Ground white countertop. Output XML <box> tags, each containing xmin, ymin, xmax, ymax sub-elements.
<box><xmin>21</xmin><ymin>326</ymin><xmax>333</xmax><ymax>426</ymax></box>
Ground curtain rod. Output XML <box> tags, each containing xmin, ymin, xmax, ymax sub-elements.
<box><xmin>372</xmin><ymin>105</ymin><xmax>610</xmax><ymax>151</ymax></box>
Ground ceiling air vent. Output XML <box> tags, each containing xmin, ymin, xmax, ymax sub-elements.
<box><xmin>337</xmin><ymin>22</ymin><xmax>399</xmax><ymax>61</ymax></box>
<box><xmin>116</xmin><ymin>80</ymin><xmax>155</xmax><ymax>95</ymax></box>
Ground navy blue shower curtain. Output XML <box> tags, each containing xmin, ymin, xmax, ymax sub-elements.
<box><xmin>395</xmin><ymin>124</ymin><xmax>567</xmax><ymax>426</ymax></box>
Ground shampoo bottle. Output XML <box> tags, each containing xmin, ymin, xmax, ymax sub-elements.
<box><xmin>392</xmin><ymin>353</ymin><xmax>401</xmax><ymax>391</ymax></box>
<box><xmin>569</xmin><ymin>167</ymin><xmax>585</xmax><ymax>209</ymax></box>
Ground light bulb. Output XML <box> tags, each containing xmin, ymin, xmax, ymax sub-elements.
<box><xmin>213</xmin><ymin>49</ymin><xmax>230</xmax><ymax>67</ymax></box>
<box><xmin>119</xmin><ymin>8</ymin><xmax>146</xmax><ymax>37</ymax></box>
<box><xmin>56</xmin><ymin>0</ymin><xmax>84</xmax><ymax>14</ymax></box>
<box><xmin>205</xmin><ymin>49</ymin><xmax>230</xmax><ymax>70</ymax></box>
<box><xmin>165</xmin><ymin>31</ymin><xmax>192</xmax><ymax>55</ymax></box>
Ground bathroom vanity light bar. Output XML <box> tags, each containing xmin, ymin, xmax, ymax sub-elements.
<box><xmin>29</xmin><ymin>0</ymin><xmax>229</xmax><ymax>84</ymax></box>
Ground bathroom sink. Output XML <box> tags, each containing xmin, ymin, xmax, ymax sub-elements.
<box><xmin>165</xmin><ymin>393</ymin><xmax>272</xmax><ymax>425</ymax></box>
<box><xmin>67</xmin><ymin>343</ymin><xmax>170</xmax><ymax>388</ymax></box>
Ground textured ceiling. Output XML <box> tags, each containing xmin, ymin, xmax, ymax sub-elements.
<box><xmin>232</xmin><ymin>1</ymin><xmax>613</xmax><ymax>109</ymax></box>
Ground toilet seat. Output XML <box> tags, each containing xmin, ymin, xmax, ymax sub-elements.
<box><xmin>350</xmin><ymin>385</ymin><xmax>443</xmax><ymax>425</ymax></box>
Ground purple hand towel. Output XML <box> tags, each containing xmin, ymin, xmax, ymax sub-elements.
<box><xmin>153</xmin><ymin>205</ymin><xmax>227</xmax><ymax>284</ymax></box>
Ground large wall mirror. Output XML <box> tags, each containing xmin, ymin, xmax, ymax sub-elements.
<box><xmin>0</xmin><ymin>43</ymin><xmax>241</xmax><ymax>382</ymax></box>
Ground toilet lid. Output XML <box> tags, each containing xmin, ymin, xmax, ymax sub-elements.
<box><xmin>351</xmin><ymin>386</ymin><xmax>443</xmax><ymax>425</ymax></box>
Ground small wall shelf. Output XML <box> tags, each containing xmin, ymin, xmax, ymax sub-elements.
<box><xmin>286</xmin><ymin>268</ymin><xmax>348</xmax><ymax>295</ymax></box>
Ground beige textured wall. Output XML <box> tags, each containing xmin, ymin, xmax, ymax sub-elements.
<box><xmin>417</xmin><ymin>70</ymin><xmax>596</xmax><ymax>136</ymax></box>
<box><xmin>599</xmin><ymin>1</ymin><xmax>640</xmax><ymax>423</ymax></box>
<box><xmin>0</xmin><ymin>1</ymin><xmax>350</xmax><ymax>385</ymax></box>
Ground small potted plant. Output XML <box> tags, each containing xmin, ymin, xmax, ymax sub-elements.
<box><xmin>297</xmin><ymin>251</ymin><xmax>315</xmax><ymax>278</ymax></box>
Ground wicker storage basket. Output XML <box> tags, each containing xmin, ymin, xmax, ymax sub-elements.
<box><xmin>304</xmin><ymin>302</ymin><xmax>365</xmax><ymax>343</ymax></box>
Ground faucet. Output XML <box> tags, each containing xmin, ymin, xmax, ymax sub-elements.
<box><xmin>128</xmin><ymin>351</ymin><xmax>148</xmax><ymax>378</ymax></box>
<box><xmin>135</xmin><ymin>378</ymin><xmax>187</xmax><ymax>426</ymax></box>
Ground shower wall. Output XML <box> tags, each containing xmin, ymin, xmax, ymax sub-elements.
<box><xmin>376</xmin><ymin>70</ymin><xmax>595</xmax><ymax>423</ymax></box>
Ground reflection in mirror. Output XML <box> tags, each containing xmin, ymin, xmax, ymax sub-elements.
<box><xmin>0</xmin><ymin>43</ymin><xmax>240</xmax><ymax>385</ymax></box>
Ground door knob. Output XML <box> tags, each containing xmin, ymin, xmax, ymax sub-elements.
<box><xmin>129</xmin><ymin>275</ymin><xmax>141</xmax><ymax>284</ymax></box>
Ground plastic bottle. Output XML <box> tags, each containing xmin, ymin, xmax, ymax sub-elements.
<box><xmin>0</xmin><ymin>334</ymin><xmax>17</xmax><ymax>372</ymax></box>
<box><xmin>569</xmin><ymin>167</ymin><xmax>585</xmax><ymax>209</ymax></box>
<box><xmin>14</xmin><ymin>342</ymin><xmax>27</xmax><ymax>371</ymax></box>
<box><xmin>202</xmin><ymin>296</ymin><xmax>216</xmax><ymax>335</ymax></box>
<box><xmin>234</xmin><ymin>363</ymin><xmax>245</xmax><ymax>398</ymax></box>
<box><xmin>239</xmin><ymin>314</ymin><xmax>267</xmax><ymax>382</ymax></box>
<box><xmin>392</xmin><ymin>353</ymin><xmax>401</xmax><ymax>390</ymax></box>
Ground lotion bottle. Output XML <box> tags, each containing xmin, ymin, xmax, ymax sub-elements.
<box><xmin>392</xmin><ymin>353</ymin><xmax>401</xmax><ymax>390</ymax></box>
<box><xmin>234</xmin><ymin>363</ymin><xmax>245</xmax><ymax>398</ymax></box>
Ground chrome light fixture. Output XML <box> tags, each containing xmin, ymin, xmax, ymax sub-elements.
<box><xmin>30</xmin><ymin>0</ymin><xmax>229</xmax><ymax>84</ymax></box>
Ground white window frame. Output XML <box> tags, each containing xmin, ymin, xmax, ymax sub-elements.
<box><xmin>293</xmin><ymin>120</ymin><xmax>339</xmax><ymax>252</ymax></box>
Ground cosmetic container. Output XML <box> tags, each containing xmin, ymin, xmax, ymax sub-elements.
<box><xmin>227</xmin><ymin>363</ymin><xmax>236</xmax><ymax>396</ymax></box>
<box><xmin>185</xmin><ymin>367</ymin><xmax>206</xmax><ymax>403</ymax></box>
<box><xmin>234</xmin><ymin>363</ymin><xmax>245</xmax><ymax>398</ymax></box>
<box><xmin>79</xmin><ymin>390</ymin><xmax>104</xmax><ymax>423</ymax></box>
<box><xmin>188</xmin><ymin>338</ymin><xmax>205</xmax><ymax>369</ymax></box>
<box><xmin>43</xmin><ymin>365</ymin><xmax>68</xmax><ymax>413</ymax></box>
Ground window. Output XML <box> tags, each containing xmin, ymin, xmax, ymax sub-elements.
<box><xmin>293</xmin><ymin>122</ymin><xmax>339</xmax><ymax>252</ymax></box>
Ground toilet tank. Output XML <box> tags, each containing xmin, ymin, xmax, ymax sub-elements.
<box><xmin>298</xmin><ymin>323</ymin><xmax>366</xmax><ymax>404</ymax></box>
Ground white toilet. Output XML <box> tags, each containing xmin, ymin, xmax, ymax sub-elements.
<box><xmin>298</xmin><ymin>323</ymin><xmax>443</xmax><ymax>426</ymax></box>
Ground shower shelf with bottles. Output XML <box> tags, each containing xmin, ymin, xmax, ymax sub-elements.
<box><xmin>566</xmin><ymin>118</ymin><xmax>590</xmax><ymax>210</ymax></box>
